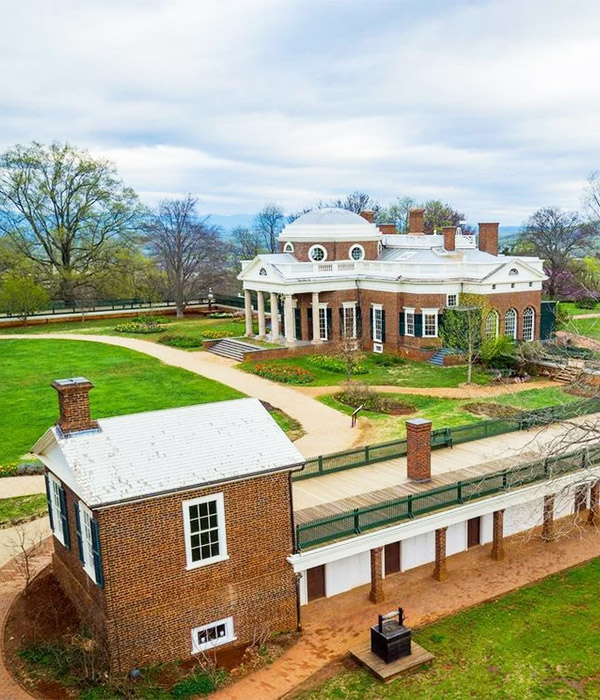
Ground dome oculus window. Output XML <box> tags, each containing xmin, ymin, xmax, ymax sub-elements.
<box><xmin>349</xmin><ymin>245</ymin><xmax>365</xmax><ymax>261</ymax></box>
<box><xmin>308</xmin><ymin>245</ymin><xmax>327</xmax><ymax>262</ymax></box>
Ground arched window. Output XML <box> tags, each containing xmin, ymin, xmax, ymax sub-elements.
<box><xmin>509</xmin><ymin>268</ymin><xmax>519</xmax><ymax>276</ymax></box>
<box><xmin>523</xmin><ymin>307</ymin><xmax>535</xmax><ymax>341</ymax></box>
<box><xmin>308</xmin><ymin>245</ymin><xmax>327</xmax><ymax>262</ymax></box>
<box><xmin>283</xmin><ymin>241</ymin><xmax>294</xmax><ymax>253</ymax></box>
<box><xmin>259</xmin><ymin>267</ymin><xmax>267</xmax><ymax>276</ymax></box>
<box><xmin>485</xmin><ymin>311</ymin><xmax>499</xmax><ymax>339</ymax></box>
<box><xmin>505</xmin><ymin>308</ymin><xmax>517</xmax><ymax>339</ymax></box>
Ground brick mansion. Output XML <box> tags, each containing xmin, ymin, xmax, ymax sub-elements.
<box><xmin>238</xmin><ymin>207</ymin><xmax>556</xmax><ymax>358</ymax></box>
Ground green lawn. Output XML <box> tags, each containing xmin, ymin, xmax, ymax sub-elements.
<box><xmin>319</xmin><ymin>387</ymin><xmax>579</xmax><ymax>441</ymax></box>
<box><xmin>296</xmin><ymin>559</ymin><xmax>600</xmax><ymax>700</ymax></box>
<box><xmin>569</xmin><ymin>316</ymin><xmax>600</xmax><ymax>341</ymax></box>
<box><xmin>0</xmin><ymin>494</ymin><xmax>47</xmax><ymax>526</ymax></box>
<box><xmin>241</xmin><ymin>355</ymin><xmax>491</xmax><ymax>388</ymax></box>
<box><xmin>560</xmin><ymin>301</ymin><xmax>600</xmax><ymax>316</ymax></box>
<box><xmin>0</xmin><ymin>339</ymin><xmax>244</xmax><ymax>465</ymax></box>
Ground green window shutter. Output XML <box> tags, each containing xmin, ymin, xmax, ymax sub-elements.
<box><xmin>294</xmin><ymin>308</ymin><xmax>302</xmax><ymax>340</ymax></box>
<box><xmin>399</xmin><ymin>312</ymin><xmax>405</xmax><ymax>336</ymax></box>
<box><xmin>58</xmin><ymin>486</ymin><xmax>71</xmax><ymax>550</ymax></box>
<box><xmin>90</xmin><ymin>519</ymin><xmax>104</xmax><ymax>588</ymax></box>
<box><xmin>338</xmin><ymin>308</ymin><xmax>344</xmax><ymax>338</ymax></box>
<box><xmin>75</xmin><ymin>503</ymin><xmax>85</xmax><ymax>564</ymax></box>
<box><xmin>44</xmin><ymin>474</ymin><xmax>54</xmax><ymax>532</ymax></box>
<box><xmin>326</xmin><ymin>308</ymin><xmax>332</xmax><ymax>339</ymax></box>
<box><xmin>414</xmin><ymin>314</ymin><xmax>423</xmax><ymax>337</ymax></box>
<box><xmin>356</xmin><ymin>307</ymin><xmax>362</xmax><ymax>336</ymax></box>
<box><xmin>307</xmin><ymin>308</ymin><xmax>313</xmax><ymax>340</ymax></box>
<box><xmin>381</xmin><ymin>310</ymin><xmax>386</xmax><ymax>342</ymax></box>
<box><xmin>369</xmin><ymin>307</ymin><xmax>373</xmax><ymax>339</ymax></box>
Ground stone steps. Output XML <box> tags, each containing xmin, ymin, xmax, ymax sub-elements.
<box><xmin>207</xmin><ymin>337</ymin><xmax>263</xmax><ymax>362</ymax></box>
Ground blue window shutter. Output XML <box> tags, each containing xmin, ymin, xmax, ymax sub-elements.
<box><xmin>44</xmin><ymin>474</ymin><xmax>54</xmax><ymax>532</ymax></box>
<box><xmin>75</xmin><ymin>503</ymin><xmax>84</xmax><ymax>564</ymax></box>
<box><xmin>399</xmin><ymin>312</ymin><xmax>405</xmax><ymax>336</ymax></box>
<box><xmin>58</xmin><ymin>486</ymin><xmax>70</xmax><ymax>550</ymax></box>
<box><xmin>414</xmin><ymin>314</ymin><xmax>423</xmax><ymax>338</ymax></box>
<box><xmin>91</xmin><ymin>519</ymin><xmax>104</xmax><ymax>587</ymax></box>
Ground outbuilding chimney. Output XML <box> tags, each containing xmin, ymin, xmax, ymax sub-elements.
<box><xmin>378</xmin><ymin>223</ymin><xmax>397</xmax><ymax>235</ymax></box>
<box><xmin>52</xmin><ymin>377</ymin><xmax>98</xmax><ymax>435</ymax></box>
<box><xmin>408</xmin><ymin>208</ymin><xmax>425</xmax><ymax>235</ymax></box>
<box><xmin>360</xmin><ymin>209</ymin><xmax>375</xmax><ymax>223</ymax></box>
<box><xmin>406</xmin><ymin>418</ymin><xmax>432</xmax><ymax>482</ymax></box>
<box><xmin>478</xmin><ymin>223</ymin><xmax>499</xmax><ymax>256</ymax></box>
<box><xmin>443</xmin><ymin>226</ymin><xmax>457</xmax><ymax>252</ymax></box>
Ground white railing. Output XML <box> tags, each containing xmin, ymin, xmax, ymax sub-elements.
<box><xmin>382</xmin><ymin>234</ymin><xmax>477</xmax><ymax>249</ymax></box>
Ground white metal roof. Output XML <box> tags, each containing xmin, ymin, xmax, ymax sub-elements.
<box><xmin>279</xmin><ymin>207</ymin><xmax>382</xmax><ymax>242</ymax></box>
<box><xmin>32</xmin><ymin>398</ymin><xmax>304</xmax><ymax>508</ymax></box>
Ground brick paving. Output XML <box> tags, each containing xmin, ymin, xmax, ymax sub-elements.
<box><xmin>0</xmin><ymin>538</ymin><xmax>52</xmax><ymax>700</ymax></box>
<box><xmin>213</xmin><ymin>518</ymin><xmax>600</xmax><ymax>700</ymax></box>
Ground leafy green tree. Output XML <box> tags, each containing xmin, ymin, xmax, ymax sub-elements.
<box><xmin>0</xmin><ymin>141</ymin><xmax>145</xmax><ymax>301</ymax></box>
<box><xmin>440</xmin><ymin>304</ymin><xmax>483</xmax><ymax>384</ymax></box>
<box><xmin>0</xmin><ymin>274</ymin><xmax>49</xmax><ymax>320</ymax></box>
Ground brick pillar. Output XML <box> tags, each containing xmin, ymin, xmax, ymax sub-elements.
<box><xmin>588</xmin><ymin>482</ymin><xmax>600</xmax><ymax>526</ymax></box>
<box><xmin>478</xmin><ymin>223</ymin><xmax>499</xmax><ymax>256</ymax></box>
<box><xmin>359</xmin><ymin>209</ymin><xmax>375</xmax><ymax>223</ymax></box>
<box><xmin>542</xmin><ymin>494</ymin><xmax>556</xmax><ymax>541</ymax></box>
<box><xmin>442</xmin><ymin>226</ymin><xmax>456</xmax><ymax>251</ymax></box>
<box><xmin>491</xmin><ymin>509</ymin><xmax>505</xmax><ymax>561</ymax></box>
<box><xmin>575</xmin><ymin>485</ymin><xmax>588</xmax><ymax>514</ymax></box>
<box><xmin>52</xmin><ymin>378</ymin><xmax>98</xmax><ymax>435</ymax></box>
<box><xmin>433</xmin><ymin>527</ymin><xmax>447</xmax><ymax>581</ymax></box>
<box><xmin>408</xmin><ymin>208</ymin><xmax>425</xmax><ymax>235</ymax></box>
<box><xmin>406</xmin><ymin>418</ymin><xmax>432</xmax><ymax>482</ymax></box>
<box><xmin>369</xmin><ymin>547</ymin><xmax>384</xmax><ymax>603</ymax></box>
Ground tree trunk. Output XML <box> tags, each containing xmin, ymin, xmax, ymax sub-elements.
<box><xmin>176</xmin><ymin>303</ymin><xmax>184</xmax><ymax>319</ymax></box>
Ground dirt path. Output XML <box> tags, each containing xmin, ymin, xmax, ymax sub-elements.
<box><xmin>0</xmin><ymin>334</ymin><xmax>359</xmax><ymax>458</ymax></box>
<box><xmin>0</xmin><ymin>476</ymin><xmax>45</xmax><ymax>499</ymax></box>
<box><xmin>557</xmin><ymin>330</ymin><xmax>600</xmax><ymax>352</ymax></box>
<box><xmin>0</xmin><ymin>518</ymin><xmax>50</xmax><ymax>568</ymax></box>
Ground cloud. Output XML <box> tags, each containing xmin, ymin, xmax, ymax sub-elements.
<box><xmin>0</xmin><ymin>0</ymin><xmax>599</xmax><ymax>223</ymax></box>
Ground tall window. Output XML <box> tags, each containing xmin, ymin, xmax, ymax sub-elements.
<box><xmin>423</xmin><ymin>310</ymin><xmax>438</xmax><ymax>338</ymax></box>
<box><xmin>342</xmin><ymin>304</ymin><xmax>357</xmax><ymax>338</ymax></box>
<box><xmin>372</xmin><ymin>305</ymin><xmax>383</xmax><ymax>342</ymax></box>
<box><xmin>183</xmin><ymin>493</ymin><xmax>227</xmax><ymax>569</ymax></box>
<box><xmin>485</xmin><ymin>311</ymin><xmax>499</xmax><ymax>339</ymax></box>
<box><xmin>78</xmin><ymin>502</ymin><xmax>97</xmax><ymax>582</ymax></box>
<box><xmin>318</xmin><ymin>306</ymin><xmax>329</xmax><ymax>340</ymax></box>
<box><xmin>405</xmin><ymin>308</ymin><xmax>415</xmax><ymax>336</ymax></box>
<box><xmin>523</xmin><ymin>307</ymin><xmax>535</xmax><ymax>341</ymax></box>
<box><xmin>45</xmin><ymin>473</ymin><xmax>69</xmax><ymax>548</ymax></box>
<box><xmin>505</xmin><ymin>308</ymin><xmax>517</xmax><ymax>339</ymax></box>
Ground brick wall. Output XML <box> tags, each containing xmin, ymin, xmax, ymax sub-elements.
<box><xmin>406</xmin><ymin>419</ymin><xmax>432</xmax><ymax>481</ymax></box>
<box><xmin>97</xmin><ymin>472</ymin><xmax>297</xmax><ymax>671</ymax></box>
<box><xmin>485</xmin><ymin>290</ymin><xmax>542</xmax><ymax>339</ymax></box>
<box><xmin>279</xmin><ymin>240</ymin><xmax>380</xmax><ymax>261</ymax></box>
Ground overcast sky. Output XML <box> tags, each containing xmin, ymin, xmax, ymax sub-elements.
<box><xmin>1</xmin><ymin>0</ymin><xmax>599</xmax><ymax>223</ymax></box>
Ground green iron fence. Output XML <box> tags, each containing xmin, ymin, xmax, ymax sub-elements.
<box><xmin>295</xmin><ymin>445</ymin><xmax>600</xmax><ymax>550</ymax></box>
<box><xmin>292</xmin><ymin>397</ymin><xmax>600</xmax><ymax>482</ymax></box>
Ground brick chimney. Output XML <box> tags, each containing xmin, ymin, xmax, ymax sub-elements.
<box><xmin>406</xmin><ymin>418</ymin><xmax>432</xmax><ymax>482</ymax></box>
<box><xmin>408</xmin><ymin>208</ymin><xmax>425</xmax><ymax>235</ymax></box>
<box><xmin>359</xmin><ymin>209</ymin><xmax>375</xmax><ymax>223</ymax></box>
<box><xmin>52</xmin><ymin>377</ymin><xmax>98</xmax><ymax>435</ymax></box>
<box><xmin>478</xmin><ymin>222</ymin><xmax>499</xmax><ymax>256</ymax></box>
<box><xmin>378</xmin><ymin>223</ymin><xmax>397</xmax><ymax>235</ymax></box>
<box><xmin>443</xmin><ymin>226</ymin><xmax>457</xmax><ymax>251</ymax></box>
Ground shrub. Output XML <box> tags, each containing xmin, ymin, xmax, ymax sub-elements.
<box><xmin>334</xmin><ymin>383</ymin><xmax>415</xmax><ymax>414</ymax></box>
<box><xmin>0</xmin><ymin>463</ymin><xmax>20</xmax><ymax>477</ymax></box>
<box><xmin>369</xmin><ymin>353</ymin><xmax>407</xmax><ymax>367</ymax></box>
<box><xmin>200</xmin><ymin>329</ymin><xmax>236</xmax><ymax>339</ymax></box>
<box><xmin>158</xmin><ymin>334</ymin><xmax>204</xmax><ymax>348</ymax></box>
<box><xmin>207</xmin><ymin>312</ymin><xmax>235</xmax><ymax>319</ymax></box>
<box><xmin>304</xmin><ymin>354</ymin><xmax>368</xmax><ymax>375</ymax></box>
<box><xmin>578</xmin><ymin>296</ymin><xmax>599</xmax><ymax>309</ymax></box>
<box><xmin>171</xmin><ymin>669</ymin><xmax>226</xmax><ymax>698</ymax></box>
<box><xmin>247</xmin><ymin>362</ymin><xmax>314</xmax><ymax>384</ymax></box>
<box><xmin>479</xmin><ymin>336</ymin><xmax>518</xmax><ymax>370</ymax></box>
<box><xmin>114</xmin><ymin>322</ymin><xmax>164</xmax><ymax>334</ymax></box>
<box><xmin>131</xmin><ymin>314</ymin><xmax>170</xmax><ymax>325</ymax></box>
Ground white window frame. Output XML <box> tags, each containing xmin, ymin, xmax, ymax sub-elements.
<box><xmin>78</xmin><ymin>501</ymin><xmax>97</xmax><ymax>583</ymax></box>
<box><xmin>372</xmin><ymin>304</ymin><xmax>383</xmax><ymax>342</ymax></box>
<box><xmin>308</xmin><ymin>244</ymin><xmax>327</xmax><ymax>262</ymax></box>
<box><xmin>183</xmin><ymin>493</ymin><xmax>228</xmax><ymax>570</ymax></box>
<box><xmin>191</xmin><ymin>616</ymin><xmax>236</xmax><ymax>654</ymax></box>
<box><xmin>523</xmin><ymin>307</ymin><xmax>535</xmax><ymax>341</ymax></box>
<box><xmin>342</xmin><ymin>302</ymin><xmax>357</xmax><ymax>339</ymax></box>
<box><xmin>349</xmin><ymin>244</ymin><xmax>365</xmax><ymax>261</ymax></box>
<box><xmin>404</xmin><ymin>307</ymin><xmax>415</xmax><ymax>337</ymax></box>
<box><xmin>422</xmin><ymin>308</ymin><xmax>439</xmax><ymax>338</ymax></box>
<box><xmin>283</xmin><ymin>241</ymin><xmax>294</xmax><ymax>253</ymax></box>
<box><xmin>318</xmin><ymin>303</ymin><xmax>329</xmax><ymax>340</ymax></box>
<box><xmin>505</xmin><ymin>308</ymin><xmax>517</xmax><ymax>339</ymax></box>
<box><xmin>485</xmin><ymin>311</ymin><xmax>499</xmax><ymax>339</ymax></box>
<box><xmin>48</xmin><ymin>473</ymin><xmax>66</xmax><ymax>546</ymax></box>
<box><xmin>446</xmin><ymin>294</ymin><xmax>458</xmax><ymax>308</ymax></box>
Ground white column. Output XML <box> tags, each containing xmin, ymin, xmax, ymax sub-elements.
<box><xmin>311</xmin><ymin>291</ymin><xmax>321</xmax><ymax>343</ymax></box>
<box><xmin>257</xmin><ymin>291</ymin><xmax>266</xmax><ymax>338</ymax></box>
<box><xmin>270</xmin><ymin>292</ymin><xmax>280</xmax><ymax>341</ymax></box>
<box><xmin>284</xmin><ymin>295</ymin><xmax>295</xmax><ymax>345</ymax></box>
<box><xmin>244</xmin><ymin>289</ymin><xmax>253</xmax><ymax>336</ymax></box>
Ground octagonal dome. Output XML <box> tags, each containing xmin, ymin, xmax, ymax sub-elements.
<box><xmin>279</xmin><ymin>207</ymin><xmax>382</xmax><ymax>242</ymax></box>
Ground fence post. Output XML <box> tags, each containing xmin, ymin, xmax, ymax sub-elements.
<box><xmin>502</xmin><ymin>470</ymin><xmax>508</xmax><ymax>489</ymax></box>
<box><xmin>318</xmin><ymin>455</ymin><xmax>324</xmax><ymax>475</ymax></box>
<box><xmin>457</xmin><ymin>482</ymin><xmax>463</xmax><ymax>504</ymax></box>
<box><xmin>365</xmin><ymin>446</ymin><xmax>370</xmax><ymax>464</ymax></box>
<box><xmin>408</xmin><ymin>494</ymin><xmax>413</xmax><ymax>519</ymax></box>
<box><xmin>295</xmin><ymin>524</ymin><xmax>302</xmax><ymax>552</ymax></box>
<box><xmin>353</xmin><ymin>509</ymin><xmax>361</xmax><ymax>534</ymax></box>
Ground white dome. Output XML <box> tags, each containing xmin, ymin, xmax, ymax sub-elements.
<box><xmin>280</xmin><ymin>207</ymin><xmax>381</xmax><ymax>242</ymax></box>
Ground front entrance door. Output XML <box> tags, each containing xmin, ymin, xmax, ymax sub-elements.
<box><xmin>467</xmin><ymin>517</ymin><xmax>481</xmax><ymax>548</ymax></box>
<box><xmin>306</xmin><ymin>565</ymin><xmax>326</xmax><ymax>601</ymax></box>
<box><xmin>384</xmin><ymin>541</ymin><xmax>401</xmax><ymax>575</ymax></box>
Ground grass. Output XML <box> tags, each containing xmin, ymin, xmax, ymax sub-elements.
<box><xmin>569</xmin><ymin>316</ymin><xmax>600</xmax><ymax>341</ymax></box>
<box><xmin>0</xmin><ymin>494</ymin><xmax>47</xmax><ymax>526</ymax></box>
<box><xmin>0</xmin><ymin>338</ymin><xmax>245</xmax><ymax>465</ymax></box>
<box><xmin>319</xmin><ymin>387</ymin><xmax>579</xmax><ymax>442</ymax></box>
<box><xmin>295</xmin><ymin>559</ymin><xmax>600</xmax><ymax>700</ymax></box>
<box><xmin>240</xmin><ymin>355</ymin><xmax>491</xmax><ymax>388</ymax></box>
<box><xmin>270</xmin><ymin>408</ymin><xmax>306</xmax><ymax>442</ymax></box>
<box><xmin>560</xmin><ymin>301</ymin><xmax>600</xmax><ymax>316</ymax></box>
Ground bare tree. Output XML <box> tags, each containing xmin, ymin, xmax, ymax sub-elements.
<box><xmin>231</xmin><ymin>226</ymin><xmax>264</xmax><ymax>263</ymax></box>
<box><xmin>329</xmin><ymin>191</ymin><xmax>380</xmax><ymax>215</ymax></box>
<box><xmin>0</xmin><ymin>141</ymin><xmax>144</xmax><ymax>302</ymax></box>
<box><xmin>584</xmin><ymin>171</ymin><xmax>600</xmax><ymax>225</ymax></box>
<box><xmin>10</xmin><ymin>521</ymin><xmax>46</xmax><ymax>595</ymax></box>
<box><xmin>517</xmin><ymin>207</ymin><xmax>596</xmax><ymax>299</ymax></box>
<box><xmin>145</xmin><ymin>196</ymin><xmax>227</xmax><ymax>318</ymax></box>
<box><xmin>253</xmin><ymin>204</ymin><xmax>285</xmax><ymax>253</ymax></box>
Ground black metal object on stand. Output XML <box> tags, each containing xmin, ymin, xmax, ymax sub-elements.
<box><xmin>370</xmin><ymin>608</ymin><xmax>412</xmax><ymax>664</ymax></box>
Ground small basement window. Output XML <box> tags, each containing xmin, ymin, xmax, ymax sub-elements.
<box><xmin>191</xmin><ymin>616</ymin><xmax>235</xmax><ymax>654</ymax></box>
